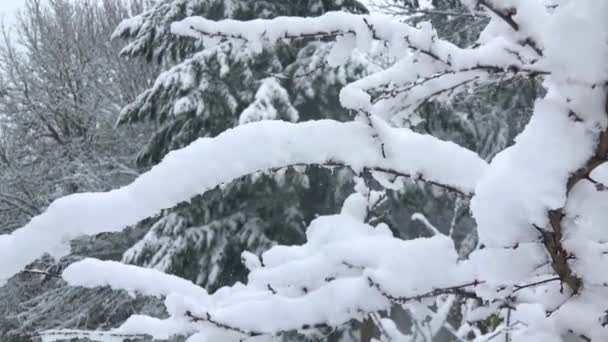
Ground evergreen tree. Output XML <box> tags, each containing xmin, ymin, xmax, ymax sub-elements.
<box><xmin>114</xmin><ymin>0</ymin><xmax>376</xmax><ymax>293</ymax></box>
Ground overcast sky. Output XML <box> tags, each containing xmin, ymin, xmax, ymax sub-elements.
<box><xmin>0</xmin><ymin>0</ymin><xmax>25</xmax><ymax>24</ymax></box>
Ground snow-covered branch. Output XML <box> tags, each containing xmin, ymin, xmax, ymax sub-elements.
<box><xmin>169</xmin><ymin>11</ymin><xmax>548</xmax><ymax>124</ymax></box>
<box><xmin>171</xmin><ymin>11</ymin><xmax>541</xmax><ymax>72</ymax></box>
<box><xmin>50</xmin><ymin>201</ymin><xmax>475</xmax><ymax>340</ymax></box>
<box><xmin>0</xmin><ymin>119</ymin><xmax>486</xmax><ymax>284</ymax></box>
<box><xmin>47</xmin><ymin>192</ymin><xmax>579</xmax><ymax>341</ymax></box>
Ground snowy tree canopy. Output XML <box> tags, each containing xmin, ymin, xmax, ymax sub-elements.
<box><xmin>109</xmin><ymin>0</ymin><xmax>381</xmax><ymax>302</ymax></box>
<box><xmin>2</xmin><ymin>0</ymin><xmax>608</xmax><ymax>341</ymax></box>
<box><xmin>113</xmin><ymin>0</ymin><xmax>370</xmax><ymax>167</ymax></box>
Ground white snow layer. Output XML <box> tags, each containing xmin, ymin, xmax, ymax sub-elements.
<box><xmin>23</xmin><ymin>1</ymin><xmax>608</xmax><ymax>340</ymax></box>
<box><xmin>56</xmin><ymin>201</ymin><xmax>473</xmax><ymax>339</ymax></box>
<box><xmin>0</xmin><ymin>119</ymin><xmax>486</xmax><ymax>283</ymax></box>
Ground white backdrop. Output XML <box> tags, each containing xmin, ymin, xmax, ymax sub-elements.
<box><xmin>0</xmin><ymin>0</ymin><xmax>25</xmax><ymax>24</ymax></box>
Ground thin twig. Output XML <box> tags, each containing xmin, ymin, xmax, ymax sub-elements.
<box><xmin>368</xmin><ymin>277</ymin><xmax>483</xmax><ymax>304</ymax></box>
<box><xmin>22</xmin><ymin>269</ymin><xmax>62</xmax><ymax>279</ymax></box>
<box><xmin>215</xmin><ymin>162</ymin><xmax>473</xmax><ymax>198</ymax></box>
<box><xmin>512</xmin><ymin>277</ymin><xmax>561</xmax><ymax>293</ymax></box>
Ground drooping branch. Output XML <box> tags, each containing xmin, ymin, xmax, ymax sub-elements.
<box><xmin>180</xmin><ymin>278</ymin><xmax>481</xmax><ymax>339</ymax></box>
<box><xmin>477</xmin><ymin>0</ymin><xmax>519</xmax><ymax>31</ymax></box>
<box><xmin>372</xmin><ymin>65</ymin><xmax>547</xmax><ymax>106</ymax></box>
<box><xmin>56</xmin><ymin>240</ymin><xmax>573</xmax><ymax>340</ymax></box>
<box><xmin>0</xmin><ymin>119</ymin><xmax>486</xmax><ymax>283</ymax></box>
<box><xmin>412</xmin><ymin>76</ymin><xmax>481</xmax><ymax>113</ymax></box>
<box><xmin>57</xmin><ymin>220</ymin><xmax>475</xmax><ymax>339</ymax></box>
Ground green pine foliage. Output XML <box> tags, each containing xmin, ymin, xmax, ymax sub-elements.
<box><xmin>116</xmin><ymin>0</ymin><xmax>368</xmax><ymax>167</ymax></box>
<box><xmin>116</xmin><ymin>0</ymin><xmax>539</xmax><ymax>298</ymax></box>
<box><xmin>115</xmin><ymin>0</ymin><xmax>376</xmax><ymax>292</ymax></box>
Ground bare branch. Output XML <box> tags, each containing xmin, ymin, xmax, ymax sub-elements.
<box><xmin>367</xmin><ymin>277</ymin><xmax>483</xmax><ymax>304</ymax></box>
<box><xmin>39</xmin><ymin>330</ymin><xmax>147</xmax><ymax>340</ymax></box>
<box><xmin>185</xmin><ymin>310</ymin><xmax>332</xmax><ymax>338</ymax></box>
<box><xmin>21</xmin><ymin>269</ymin><xmax>62</xmax><ymax>279</ymax></box>
<box><xmin>259</xmin><ymin>162</ymin><xmax>474</xmax><ymax>197</ymax></box>
<box><xmin>512</xmin><ymin>277</ymin><xmax>561</xmax><ymax>293</ymax></box>
<box><xmin>477</xmin><ymin>0</ymin><xmax>544</xmax><ymax>56</ymax></box>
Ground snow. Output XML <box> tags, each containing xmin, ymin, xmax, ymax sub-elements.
<box><xmin>470</xmin><ymin>243</ymin><xmax>547</xmax><ymax>285</ymax></box>
<box><xmin>51</xmin><ymin>199</ymin><xmax>476</xmax><ymax>339</ymax></box>
<box><xmin>327</xmin><ymin>35</ymin><xmax>357</xmax><ymax>67</ymax></box>
<box><xmin>460</xmin><ymin>0</ymin><xmax>477</xmax><ymax>12</ymax></box>
<box><xmin>117</xmin><ymin>315</ymin><xmax>194</xmax><ymax>340</ymax></box>
<box><xmin>21</xmin><ymin>1</ymin><xmax>608</xmax><ymax>340</ymax></box>
<box><xmin>564</xmin><ymin>180</ymin><xmax>608</xmax><ymax>242</ymax></box>
<box><xmin>171</xmin><ymin>11</ymin><xmax>535</xmax><ymax>75</ymax></box>
<box><xmin>174</xmin><ymin>97</ymin><xmax>197</xmax><ymax>115</ymax></box>
<box><xmin>238</xmin><ymin>78</ymin><xmax>298</xmax><ymax>125</ymax></box>
<box><xmin>62</xmin><ymin>258</ymin><xmax>209</xmax><ymax>302</ymax></box>
<box><xmin>590</xmin><ymin>162</ymin><xmax>608</xmax><ymax>184</ymax></box>
<box><xmin>170</xmin><ymin>9</ymin><xmax>545</xmax><ymax>127</ymax></box>
<box><xmin>0</xmin><ymin>119</ymin><xmax>486</xmax><ymax>284</ymax></box>
<box><xmin>471</xmin><ymin>92</ymin><xmax>599</xmax><ymax>247</ymax></box>
<box><xmin>542</xmin><ymin>0</ymin><xmax>608</xmax><ymax>84</ymax></box>
<box><xmin>339</xmin><ymin>85</ymin><xmax>372</xmax><ymax>112</ymax></box>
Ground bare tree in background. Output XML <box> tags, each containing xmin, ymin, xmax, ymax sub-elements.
<box><xmin>0</xmin><ymin>0</ymin><xmax>159</xmax><ymax>232</ymax></box>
